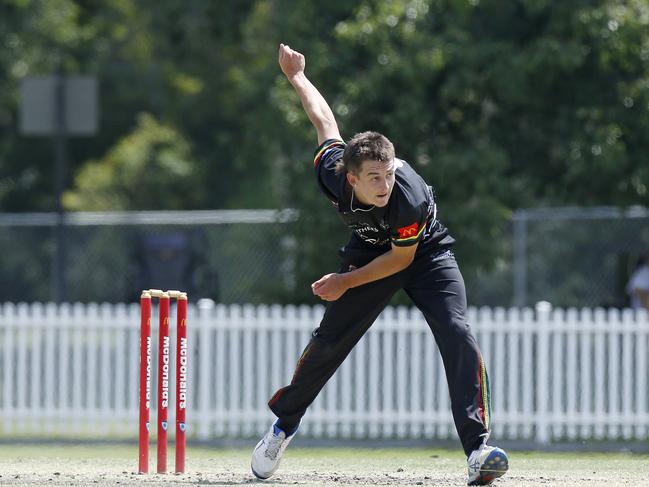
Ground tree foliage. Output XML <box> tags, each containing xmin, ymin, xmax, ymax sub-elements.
<box><xmin>63</xmin><ymin>113</ymin><xmax>204</xmax><ymax>210</ymax></box>
<box><xmin>1</xmin><ymin>0</ymin><xmax>648</xmax><ymax>303</ymax></box>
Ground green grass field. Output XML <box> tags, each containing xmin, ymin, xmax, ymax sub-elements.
<box><xmin>0</xmin><ymin>444</ymin><xmax>646</xmax><ymax>486</ymax></box>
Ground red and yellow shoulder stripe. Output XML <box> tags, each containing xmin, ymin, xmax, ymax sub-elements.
<box><xmin>394</xmin><ymin>222</ymin><xmax>425</xmax><ymax>243</ymax></box>
<box><xmin>313</xmin><ymin>140</ymin><xmax>345</xmax><ymax>167</ymax></box>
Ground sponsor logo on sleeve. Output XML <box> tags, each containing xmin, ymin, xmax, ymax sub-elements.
<box><xmin>397</xmin><ymin>222</ymin><xmax>420</xmax><ymax>239</ymax></box>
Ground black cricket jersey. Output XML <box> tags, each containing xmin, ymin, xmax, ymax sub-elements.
<box><xmin>313</xmin><ymin>139</ymin><xmax>455</xmax><ymax>258</ymax></box>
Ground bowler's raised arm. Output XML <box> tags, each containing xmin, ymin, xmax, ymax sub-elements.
<box><xmin>278</xmin><ymin>43</ymin><xmax>341</xmax><ymax>145</ymax></box>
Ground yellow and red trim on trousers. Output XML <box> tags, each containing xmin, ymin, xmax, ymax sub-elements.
<box><xmin>268</xmin><ymin>343</ymin><xmax>314</xmax><ymax>408</ymax></box>
<box><xmin>478</xmin><ymin>356</ymin><xmax>491</xmax><ymax>429</ymax></box>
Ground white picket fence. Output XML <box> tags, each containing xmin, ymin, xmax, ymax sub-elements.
<box><xmin>0</xmin><ymin>302</ymin><xmax>648</xmax><ymax>444</ymax></box>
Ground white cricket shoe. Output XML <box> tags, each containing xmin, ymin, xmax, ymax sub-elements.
<box><xmin>251</xmin><ymin>423</ymin><xmax>297</xmax><ymax>479</ymax></box>
<box><xmin>467</xmin><ymin>444</ymin><xmax>509</xmax><ymax>485</ymax></box>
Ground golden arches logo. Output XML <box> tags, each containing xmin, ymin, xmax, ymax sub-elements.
<box><xmin>397</xmin><ymin>222</ymin><xmax>420</xmax><ymax>239</ymax></box>
<box><xmin>164</xmin><ymin>317</ymin><xmax>170</xmax><ymax>326</ymax></box>
<box><xmin>180</xmin><ymin>318</ymin><xmax>186</xmax><ymax>328</ymax></box>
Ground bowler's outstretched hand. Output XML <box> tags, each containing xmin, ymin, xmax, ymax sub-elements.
<box><xmin>278</xmin><ymin>43</ymin><xmax>305</xmax><ymax>79</ymax></box>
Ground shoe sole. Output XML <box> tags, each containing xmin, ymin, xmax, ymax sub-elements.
<box><xmin>251</xmin><ymin>463</ymin><xmax>272</xmax><ymax>480</ymax></box>
<box><xmin>467</xmin><ymin>449</ymin><xmax>509</xmax><ymax>486</ymax></box>
<box><xmin>251</xmin><ymin>445</ymin><xmax>273</xmax><ymax>480</ymax></box>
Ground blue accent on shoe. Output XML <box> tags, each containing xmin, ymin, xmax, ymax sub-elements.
<box><xmin>484</xmin><ymin>447</ymin><xmax>508</xmax><ymax>472</ymax></box>
<box><xmin>467</xmin><ymin>447</ymin><xmax>509</xmax><ymax>486</ymax></box>
<box><xmin>273</xmin><ymin>420</ymin><xmax>299</xmax><ymax>437</ymax></box>
<box><xmin>479</xmin><ymin>449</ymin><xmax>508</xmax><ymax>485</ymax></box>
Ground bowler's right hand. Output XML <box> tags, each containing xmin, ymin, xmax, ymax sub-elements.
<box><xmin>311</xmin><ymin>273</ymin><xmax>349</xmax><ymax>301</ymax></box>
<box><xmin>278</xmin><ymin>43</ymin><xmax>305</xmax><ymax>79</ymax></box>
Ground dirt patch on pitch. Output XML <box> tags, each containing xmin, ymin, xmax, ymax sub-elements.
<box><xmin>0</xmin><ymin>446</ymin><xmax>646</xmax><ymax>487</ymax></box>
<box><xmin>0</xmin><ymin>457</ymin><xmax>643</xmax><ymax>487</ymax></box>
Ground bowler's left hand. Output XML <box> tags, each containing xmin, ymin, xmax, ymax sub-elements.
<box><xmin>311</xmin><ymin>273</ymin><xmax>348</xmax><ymax>301</ymax></box>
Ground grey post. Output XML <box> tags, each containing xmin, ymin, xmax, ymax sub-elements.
<box><xmin>513</xmin><ymin>210</ymin><xmax>527</xmax><ymax>308</ymax></box>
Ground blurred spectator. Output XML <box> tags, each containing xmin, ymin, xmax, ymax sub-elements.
<box><xmin>626</xmin><ymin>252</ymin><xmax>649</xmax><ymax>311</ymax></box>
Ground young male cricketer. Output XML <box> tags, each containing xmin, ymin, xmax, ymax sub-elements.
<box><xmin>251</xmin><ymin>44</ymin><xmax>509</xmax><ymax>486</ymax></box>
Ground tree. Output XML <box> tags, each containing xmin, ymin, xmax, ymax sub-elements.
<box><xmin>63</xmin><ymin>113</ymin><xmax>204</xmax><ymax>210</ymax></box>
<box><xmin>2</xmin><ymin>0</ymin><xmax>648</xmax><ymax>304</ymax></box>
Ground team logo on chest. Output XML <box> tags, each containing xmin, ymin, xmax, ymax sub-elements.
<box><xmin>349</xmin><ymin>222</ymin><xmax>388</xmax><ymax>245</ymax></box>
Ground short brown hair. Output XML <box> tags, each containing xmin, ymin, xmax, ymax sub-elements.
<box><xmin>336</xmin><ymin>131</ymin><xmax>395</xmax><ymax>174</ymax></box>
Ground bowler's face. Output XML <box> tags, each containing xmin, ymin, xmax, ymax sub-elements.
<box><xmin>348</xmin><ymin>159</ymin><xmax>396</xmax><ymax>208</ymax></box>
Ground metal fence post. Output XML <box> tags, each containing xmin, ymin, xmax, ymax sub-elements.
<box><xmin>513</xmin><ymin>210</ymin><xmax>527</xmax><ymax>308</ymax></box>
<box><xmin>535</xmin><ymin>301</ymin><xmax>551</xmax><ymax>444</ymax></box>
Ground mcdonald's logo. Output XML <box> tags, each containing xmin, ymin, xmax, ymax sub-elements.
<box><xmin>180</xmin><ymin>319</ymin><xmax>186</xmax><ymax>328</ymax></box>
<box><xmin>397</xmin><ymin>222</ymin><xmax>420</xmax><ymax>239</ymax></box>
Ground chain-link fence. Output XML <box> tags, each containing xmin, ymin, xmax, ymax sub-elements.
<box><xmin>0</xmin><ymin>210</ymin><xmax>297</xmax><ymax>304</ymax></box>
<box><xmin>512</xmin><ymin>206</ymin><xmax>649</xmax><ymax>308</ymax></box>
<box><xmin>1</xmin><ymin>207</ymin><xmax>647</xmax><ymax>306</ymax></box>
<box><xmin>466</xmin><ymin>206</ymin><xmax>649</xmax><ymax>308</ymax></box>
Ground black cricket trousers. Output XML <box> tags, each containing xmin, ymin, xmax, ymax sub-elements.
<box><xmin>268</xmin><ymin>248</ymin><xmax>491</xmax><ymax>456</ymax></box>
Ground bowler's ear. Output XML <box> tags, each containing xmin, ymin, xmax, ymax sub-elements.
<box><xmin>346</xmin><ymin>172</ymin><xmax>358</xmax><ymax>187</ymax></box>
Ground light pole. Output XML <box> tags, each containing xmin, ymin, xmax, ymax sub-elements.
<box><xmin>20</xmin><ymin>72</ymin><xmax>98</xmax><ymax>302</ymax></box>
